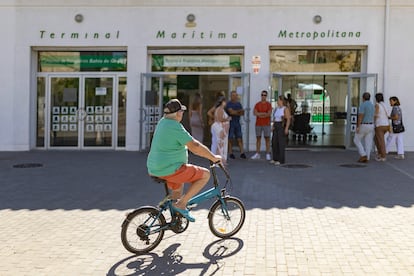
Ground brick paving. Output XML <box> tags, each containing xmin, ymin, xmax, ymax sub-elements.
<box><xmin>0</xmin><ymin>150</ymin><xmax>413</xmax><ymax>275</ymax></box>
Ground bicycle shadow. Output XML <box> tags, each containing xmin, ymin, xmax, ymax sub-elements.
<box><xmin>107</xmin><ymin>238</ymin><xmax>244</xmax><ymax>276</ymax></box>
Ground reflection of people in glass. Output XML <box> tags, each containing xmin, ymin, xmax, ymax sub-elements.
<box><xmin>189</xmin><ymin>93</ymin><xmax>204</xmax><ymax>143</ymax></box>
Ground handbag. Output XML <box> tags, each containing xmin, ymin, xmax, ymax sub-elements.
<box><xmin>392</xmin><ymin>123</ymin><xmax>405</xmax><ymax>133</ymax></box>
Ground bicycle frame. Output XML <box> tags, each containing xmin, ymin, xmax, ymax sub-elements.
<box><xmin>147</xmin><ymin>163</ymin><xmax>229</xmax><ymax>234</ymax></box>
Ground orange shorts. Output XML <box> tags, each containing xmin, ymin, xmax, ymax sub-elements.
<box><xmin>161</xmin><ymin>164</ymin><xmax>205</xmax><ymax>190</ymax></box>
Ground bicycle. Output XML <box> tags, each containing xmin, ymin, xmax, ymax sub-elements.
<box><xmin>121</xmin><ymin>162</ymin><xmax>246</xmax><ymax>255</ymax></box>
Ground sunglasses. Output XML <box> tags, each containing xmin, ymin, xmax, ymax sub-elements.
<box><xmin>261</xmin><ymin>94</ymin><xmax>267</xmax><ymax>96</ymax></box>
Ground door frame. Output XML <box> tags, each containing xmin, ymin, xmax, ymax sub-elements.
<box><xmin>42</xmin><ymin>73</ymin><xmax>118</xmax><ymax>149</ymax></box>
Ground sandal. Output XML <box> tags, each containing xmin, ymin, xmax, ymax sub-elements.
<box><xmin>172</xmin><ymin>205</ymin><xmax>195</xmax><ymax>222</ymax></box>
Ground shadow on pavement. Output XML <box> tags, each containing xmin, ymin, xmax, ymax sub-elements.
<box><xmin>0</xmin><ymin>150</ymin><xmax>413</xmax><ymax>210</ymax></box>
<box><xmin>108</xmin><ymin>238</ymin><xmax>244</xmax><ymax>275</ymax></box>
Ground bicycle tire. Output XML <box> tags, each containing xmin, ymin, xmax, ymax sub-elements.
<box><xmin>208</xmin><ymin>196</ymin><xmax>246</xmax><ymax>238</ymax></box>
<box><xmin>121</xmin><ymin>206</ymin><xmax>166</xmax><ymax>254</ymax></box>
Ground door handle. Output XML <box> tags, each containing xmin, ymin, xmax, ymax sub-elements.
<box><xmin>77</xmin><ymin>108</ymin><xmax>87</xmax><ymax>121</ymax></box>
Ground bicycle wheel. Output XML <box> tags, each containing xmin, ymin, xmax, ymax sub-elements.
<box><xmin>121</xmin><ymin>206</ymin><xmax>166</xmax><ymax>254</ymax></box>
<box><xmin>208</xmin><ymin>196</ymin><xmax>246</xmax><ymax>238</ymax></box>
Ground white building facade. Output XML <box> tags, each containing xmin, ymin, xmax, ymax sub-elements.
<box><xmin>0</xmin><ymin>0</ymin><xmax>412</xmax><ymax>152</ymax></box>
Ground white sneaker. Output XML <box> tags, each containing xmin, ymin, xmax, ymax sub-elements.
<box><xmin>395</xmin><ymin>154</ymin><xmax>405</xmax><ymax>160</ymax></box>
<box><xmin>251</xmin><ymin>153</ymin><xmax>260</xmax><ymax>160</ymax></box>
<box><xmin>266</xmin><ymin>153</ymin><xmax>271</xmax><ymax>161</ymax></box>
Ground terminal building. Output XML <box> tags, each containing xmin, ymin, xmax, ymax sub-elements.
<box><xmin>1</xmin><ymin>0</ymin><xmax>412</xmax><ymax>152</ymax></box>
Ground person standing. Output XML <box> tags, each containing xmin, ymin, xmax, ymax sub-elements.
<box><xmin>353</xmin><ymin>92</ymin><xmax>375</xmax><ymax>163</ymax></box>
<box><xmin>386</xmin><ymin>96</ymin><xmax>405</xmax><ymax>159</ymax></box>
<box><xmin>270</xmin><ymin>95</ymin><xmax>291</xmax><ymax>165</ymax></box>
<box><xmin>251</xmin><ymin>90</ymin><xmax>272</xmax><ymax>161</ymax></box>
<box><xmin>374</xmin><ymin>93</ymin><xmax>390</xmax><ymax>161</ymax></box>
<box><xmin>208</xmin><ymin>91</ymin><xmax>225</xmax><ymax>154</ymax></box>
<box><xmin>189</xmin><ymin>93</ymin><xmax>204</xmax><ymax>143</ymax></box>
<box><xmin>226</xmin><ymin>91</ymin><xmax>247</xmax><ymax>159</ymax></box>
<box><xmin>211</xmin><ymin>96</ymin><xmax>231</xmax><ymax>165</ymax></box>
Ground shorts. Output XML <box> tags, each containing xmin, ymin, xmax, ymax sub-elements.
<box><xmin>161</xmin><ymin>164</ymin><xmax>205</xmax><ymax>190</ymax></box>
<box><xmin>229</xmin><ymin>122</ymin><xmax>243</xmax><ymax>139</ymax></box>
<box><xmin>255</xmin><ymin>125</ymin><xmax>271</xmax><ymax>137</ymax></box>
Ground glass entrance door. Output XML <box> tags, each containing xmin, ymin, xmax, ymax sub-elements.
<box><xmin>83</xmin><ymin>77</ymin><xmax>114</xmax><ymax>147</ymax></box>
<box><xmin>139</xmin><ymin>73</ymin><xmax>164</xmax><ymax>151</ymax></box>
<box><xmin>48</xmin><ymin>76</ymin><xmax>115</xmax><ymax>149</ymax></box>
<box><xmin>50</xmin><ymin>77</ymin><xmax>80</xmax><ymax>147</ymax></box>
<box><xmin>346</xmin><ymin>74</ymin><xmax>378</xmax><ymax>148</ymax></box>
<box><xmin>272</xmin><ymin>73</ymin><xmax>350</xmax><ymax>148</ymax></box>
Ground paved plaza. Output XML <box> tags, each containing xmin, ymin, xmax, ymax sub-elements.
<box><xmin>0</xmin><ymin>149</ymin><xmax>413</xmax><ymax>276</ymax></box>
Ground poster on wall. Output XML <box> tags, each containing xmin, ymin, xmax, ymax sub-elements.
<box><xmin>86</xmin><ymin>124</ymin><xmax>94</xmax><ymax>132</ymax></box>
<box><xmin>95</xmin><ymin>115</ymin><xmax>103</xmax><ymax>123</ymax></box>
<box><xmin>53</xmin><ymin>106</ymin><xmax>60</xmax><ymax>114</ymax></box>
<box><xmin>69</xmin><ymin>116</ymin><xmax>77</xmax><ymax>123</ymax></box>
<box><xmin>86</xmin><ymin>115</ymin><xmax>94</xmax><ymax>123</ymax></box>
<box><xmin>61</xmin><ymin>124</ymin><xmax>68</xmax><ymax>132</ymax></box>
<box><xmin>69</xmin><ymin>124</ymin><xmax>77</xmax><ymax>131</ymax></box>
<box><xmin>95</xmin><ymin>106</ymin><xmax>103</xmax><ymax>114</ymax></box>
<box><xmin>104</xmin><ymin>124</ymin><xmax>112</xmax><ymax>132</ymax></box>
<box><xmin>52</xmin><ymin>124</ymin><xmax>60</xmax><ymax>131</ymax></box>
<box><xmin>351</xmin><ymin>124</ymin><xmax>356</xmax><ymax>132</ymax></box>
<box><xmin>351</xmin><ymin>107</ymin><xmax>358</xmax><ymax>115</ymax></box>
<box><xmin>52</xmin><ymin>116</ymin><xmax>60</xmax><ymax>123</ymax></box>
<box><xmin>104</xmin><ymin>115</ymin><xmax>112</xmax><ymax>123</ymax></box>
<box><xmin>63</xmin><ymin>88</ymin><xmax>77</xmax><ymax>102</ymax></box>
<box><xmin>95</xmin><ymin>124</ymin><xmax>103</xmax><ymax>132</ymax></box>
<box><xmin>95</xmin><ymin>87</ymin><xmax>107</xmax><ymax>96</ymax></box>
<box><xmin>61</xmin><ymin>116</ymin><xmax>68</xmax><ymax>123</ymax></box>
<box><xmin>86</xmin><ymin>106</ymin><xmax>94</xmax><ymax>114</ymax></box>
<box><xmin>104</xmin><ymin>106</ymin><xmax>112</xmax><ymax>114</ymax></box>
<box><xmin>61</xmin><ymin>107</ymin><xmax>68</xmax><ymax>114</ymax></box>
<box><xmin>69</xmin><ymin>107</ymin><xmax>77</xmax><ymax>114</ymax></box>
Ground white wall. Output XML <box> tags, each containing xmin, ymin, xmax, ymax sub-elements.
<box><xmin>0</xmin><ymin>7</ymin><xmax>17</xmax><ymax>150</ymax></box>
<box><xmin>0</xmin><ymin>1</ymin><xmax>413</xmax><ymax>151</ymax></box>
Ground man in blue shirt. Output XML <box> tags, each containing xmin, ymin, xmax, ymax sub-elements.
<box><xmin>353</xmin><ymin>92</ymin><xmax>375</xmax><ymax>162</ymax></box>
<box><xmin>226</xmin><ymin>91</ymin><xmax>247</xmax><ymax>159</ymax></box>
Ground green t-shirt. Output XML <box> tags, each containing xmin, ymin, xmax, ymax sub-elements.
<box><xmin>147</xmin><ymin>117</ymin><xmax>193</xmax><ymax>176</ymax></box>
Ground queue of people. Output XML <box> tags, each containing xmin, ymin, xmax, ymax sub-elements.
<box><xmin>185</xmin><ymin>90</ymin><xmax>405</xmax><ymax>166</ymax></box>
<box><xmin>354</xmin><ymin>92</ymin><xmax>405</xmax><ymax>163</ymax></box>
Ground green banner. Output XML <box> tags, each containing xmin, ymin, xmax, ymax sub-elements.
<box><xmin>40</xmin><ymin>54</ymin><xmax>127</xmax><ymax>71</ymax></box>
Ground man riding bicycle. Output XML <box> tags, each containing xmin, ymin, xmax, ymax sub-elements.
<box><xmin>147</xmin><ymin>99</ymin><xmax>222</xmax><ymax>222</ymax></box>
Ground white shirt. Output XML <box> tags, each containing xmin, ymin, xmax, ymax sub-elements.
<box><xmin>273</xmin><ymin>106</ymin><xmax>285</xmax><ymax>122</ymax></box>
<box><xmin>375</xmin><ymin>102</ymin><xmax>389</xmax><ymax>127</ymax></box>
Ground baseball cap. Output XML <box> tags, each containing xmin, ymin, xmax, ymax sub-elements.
<box><xmin>164</xmin><ymin>99</ymin><xmax>187</xmax><ymax>114</ymax></box>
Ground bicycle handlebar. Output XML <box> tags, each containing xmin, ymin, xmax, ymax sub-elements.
<box><xmin>210</xmin><ymin>161</ymin><xmax>231</xmax><ymax>180</ymax></box>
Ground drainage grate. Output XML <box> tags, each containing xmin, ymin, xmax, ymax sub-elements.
<box><xmin>281</xmin><ymin>164</ymin><xmax>312</xmax><ymax>169</ymax></box>
<box><xmin>13</xmin><ymin>163</ymin><xmax>43</xmax><ymax>168</ymax></box>
<box><xmin>339</xmin><ymin>163</ymin><xmax>366</xmax><ymax>168</ymax></box>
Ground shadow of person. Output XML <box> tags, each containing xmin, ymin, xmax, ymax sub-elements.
<box><xmin>108</xmin><ymin>238</ymin><xmax>244</xmax><ymax>276</ymax></box>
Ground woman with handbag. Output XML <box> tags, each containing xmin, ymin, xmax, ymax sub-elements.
<box><xmin>386</xmin><ymin>96</ymin><xmax>405</xmax><ymax>159</ymax></box>
<box><xmin>374</xmin><ymin>93</ymin><xmax>390</xmax><ymax>161</ymax></box>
